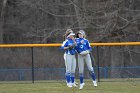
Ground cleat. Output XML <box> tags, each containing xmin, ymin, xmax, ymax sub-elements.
<box><xmin>93</xmin><ymin>81</ymin><xmax>97</xmax><ymax>87</ymax></box>
<box><xmin>79</xmin><ymin>83</ymin><xmax>85</xmax><ymax>90</ymax></box>
<box><xmin>74</xmin><ymin>82</ymin><xmax>78</xmax><ymax>85</ymax></box>
<box><xmin>72</xmin><ymin>83</ymin><xmax>78</xmax><ymax>87</ymax></box>
<box><xmin>67</xmin><ymin>83</ymin><xmax>72</xmax><ymax>88</ymax></box>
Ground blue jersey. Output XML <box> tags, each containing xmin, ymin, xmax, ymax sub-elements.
<box><xmin>61</xmin><ymin>39</ymin><xmax>76</xmax><ymax>55</ymax></box>
<box><xmin>75</xmin><ymin>38</ymin><xmax>92</xmax><ymax>53</ymax></box>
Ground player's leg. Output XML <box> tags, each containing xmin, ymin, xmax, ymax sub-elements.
<box><xmin>78</xmin><ymin>54</ymin><xmax>85</xmax><ymax>89</ymax></box>
<box><xmin>65</xmin><ymin>54</ymin><xmax>72</xmax><ymax>87</ymax></box>
<box><xmin>71</xmin><ymin>55</ymin><xmax>77</xmax><ymax>87</ymax></box>
<box><xmin>64</xmin><ymin>53</ymin><xmax>68</xmax><ymax>72</ymax></box>
<box><xmin>64</xmin><ymin>53</ymin><xmax>70</xmax><ymax>84</ymax></box>
<box><xmin>85</xmin><ymin>54</ymin><xmax>97</xmax><ymax>86</ymax></box>
<box><xmin>64</xmin><ymin>53</ymin><xmax>68</xmax><ymax>83</ymax></box>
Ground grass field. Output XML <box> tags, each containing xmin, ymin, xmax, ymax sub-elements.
<box><xmin>0</xmin><ymin>79</ymin><xmax>140</xmax><ymax>93</ymax></box>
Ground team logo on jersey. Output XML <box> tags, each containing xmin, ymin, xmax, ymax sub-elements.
<box><xmin>80</xmin><ymin>45</ymin><xmax>84</xmax><ymax>48</ymax></box>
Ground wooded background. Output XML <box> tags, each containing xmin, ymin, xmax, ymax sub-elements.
<box><xmin>0</xmin><ymin>0</ymin><xmax>140</xmax><ymax>76</ymax></box>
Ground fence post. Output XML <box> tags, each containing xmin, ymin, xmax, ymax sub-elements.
<box><xmin>97</xmin><ymin>46</ymin><xmax>100</xmax><ymax>82</ymax></box>
<box><xmin>31</xmin><ymin>47</ymin><xmax>34</xmax><ymax>83</ymax></box>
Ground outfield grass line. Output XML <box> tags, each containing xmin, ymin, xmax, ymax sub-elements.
<box><xmin>0</xmin><ymin>78</ymin><xmax>140</xmax><ymax>84</ymax></box>
<box><xmin>0</xmin><ymin>81</ymin><xmax>140</xmax><ymax>93</ymax></box>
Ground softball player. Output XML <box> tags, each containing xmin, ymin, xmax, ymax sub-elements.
<box><xmin>75</xmin><ymin>30</ymin><xmax>97</xmax><ymax>89</ymax></box>
<box><xmin>63</xmin><ymin>29</ymin><xmax>73</xmax><ymax>76</ymax></box>
<box><xmin>61</xmin><ymin>31</ymin><xmax>77</xmax><ymax>88</ymax></box>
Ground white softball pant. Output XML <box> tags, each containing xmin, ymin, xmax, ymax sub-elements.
<box><xmin>78</xmin><ymin>54</ymin><xmax>94</xmax><ymax>74</ymax></box>
<box><xmin>63</xmin><ymin>53</ymin><xmax>68</xmax><ymax>72</ymax></box>
<box><xmin>64</xmin><ymin>54</ymin><xmax>76</xmax><ymax>73</ymax></box>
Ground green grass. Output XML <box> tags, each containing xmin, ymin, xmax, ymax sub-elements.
<box><xmin>0</xmin><ymin>79</ymin><xmax>140</xmax><ymax>93</ymax></box>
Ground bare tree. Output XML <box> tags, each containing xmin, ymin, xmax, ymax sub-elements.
<box><xmin>0</xmin><ymin>0</ymin><xmax>140</xmax><ymax>78</ymax></box>
<box><xmin>0</xmin><ymin>0</ymin><xmax>7</xmax><ymax>43</ymax></box>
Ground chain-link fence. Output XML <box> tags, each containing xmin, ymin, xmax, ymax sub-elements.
<box><xmin>0</xmin><ymin>45</ymin><xmax>140</xmax><ymax>83</ymax></box>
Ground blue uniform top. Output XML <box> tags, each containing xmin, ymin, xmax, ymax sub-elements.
<box><xmin>61</xmin><ymin>39</ymin><xmax>76</xmax><ymax>55</ymax></box>
<box><xmin>75</xmin><ymin>38</ymin><xmax>92</xmax><ymax>53</ymax></box>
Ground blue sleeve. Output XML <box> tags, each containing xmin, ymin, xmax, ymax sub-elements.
<box><xmin>86</xmin><ymin>40</ymin><xmax>92</xmax><ymax>51</ymax></box>
<box><xmin>60</xmin><ymin>40</ymin><xmax>68</xmax><ymax>50</ymax></box>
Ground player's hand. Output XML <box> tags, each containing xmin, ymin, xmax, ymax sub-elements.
<box><xmin>68</xmin><ymin>45</ymin><xmax>74</xmax><ymax>49</ymax></box>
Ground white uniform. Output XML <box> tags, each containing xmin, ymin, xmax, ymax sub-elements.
<box><xmin>76</xmin><ymin>37</ymin><xmax>97</xmax><ymax>85</ymax></box>
<box><xmin>61</xmin><ymin>38</ymin><xmax>76</xmax><ymax>85</ymax></box>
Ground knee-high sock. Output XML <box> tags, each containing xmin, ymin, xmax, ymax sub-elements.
<box><xmin>71</xmin><ymin>73</ymin><xmax>75</xmax><ymax>83</ymax></box>
<box><xmin>89</xmin><ymin>71</ymin><xmax>96</xmax><ymax>81</ymax></box>
<box><xmin>65</xmin><ymin>73</ymin><xmax>70</xmax><ymax>83</ymax></box>
<box><xmin>79</xmin><ymin>73</ymin><xmax>84</xmax><ymax>84</ymax></box>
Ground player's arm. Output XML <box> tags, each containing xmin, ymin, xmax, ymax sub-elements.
<box><xmin>61</xmin><ymin>40</ymin><xmax>73</xmax><ymax>50</ymax></box>
<box><xmin>64</xmin><ymin>46</ymin><xmax>70</xmax><ymax>50</ymax></box>
<box><xmin>61</xmin><ymin>40</ymin><xmax>68</xmax><ymax>50</ymax></box>
<box><xmin>66</xmin><ymin>37</ymin><xmax>77</xmax><ymax>49</ymax></box>
<box><xmin>72</xmin><ymin>37</ymin><xmax>77</xmax><ymax>47</ymax></box>
<box><xmin>86</xmin><ymin>40</ymin><xmax>92</xmax><ymax>51</ymax></box>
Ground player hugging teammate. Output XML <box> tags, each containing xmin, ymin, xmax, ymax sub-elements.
<box><xmin>61</xmin><ymin>29</ymin><xmax>97</xmax><ymax>89</ymax></box>
<box><xmin>61</xmin><ymin>29</ymin><xmax>77</xmax><ymax>87</ymax></box>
